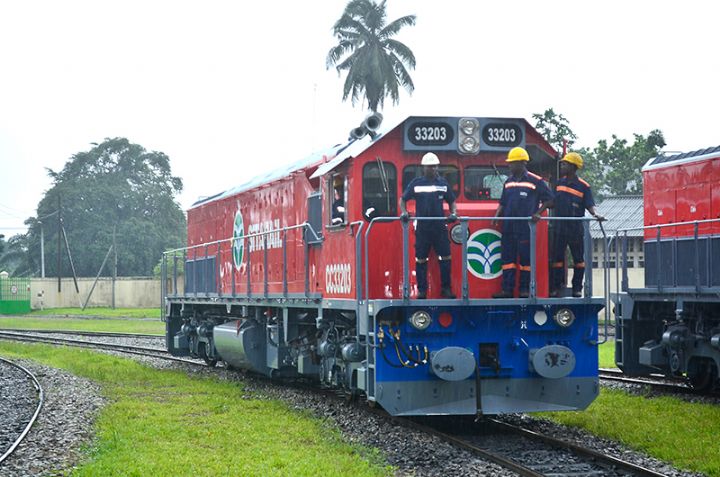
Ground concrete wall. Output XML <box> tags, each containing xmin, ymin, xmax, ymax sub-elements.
<box><xmin>591</xmin><ymin>267</ymin><xmax>645</xmax><ymax>296</ymax></box>
<box><xmin>31</xmin><ymin>277</ymin><xmax>165</xmax><ymax>309</ymax></box>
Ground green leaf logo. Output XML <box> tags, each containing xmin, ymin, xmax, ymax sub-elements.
<box><xmin>232</xmin><ymin>210</ymin><xmax>244</xmax><ymax>270</ymax></box>
<box><xmin>467</xmin><ymin>229</ymin><xmax>502</xmax><ymax>279</ymax></box>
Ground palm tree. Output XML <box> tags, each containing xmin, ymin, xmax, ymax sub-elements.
<box><xmin>326</xmin><ymin>0</ymin><xmax>416</xmax><ymax>112</ymax></box>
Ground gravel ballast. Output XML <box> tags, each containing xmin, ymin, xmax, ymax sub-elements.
<box><xmin>0</xmin><ymin>359</ymin><xmax>104</xmax><ymax>477</ymax></box>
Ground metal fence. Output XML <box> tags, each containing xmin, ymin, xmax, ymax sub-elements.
<box><xmin>0</xmin><ymin>277</ymin><xmax>31</xmax><ymax>314</ymax></box>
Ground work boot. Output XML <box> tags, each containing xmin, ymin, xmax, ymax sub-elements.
<box><xmin>518</xmin><ymin>290</ymin><xmax>530</xmax><ymax>298</ymax></box>
<box><xmin>492</xmin><ymin>290</ymin><xmax>513</xmax><ymax>299</ymax></box>
<box><xmin>549</xmin><ymin>289</ymin><xmax>560</xmax><ymax>298</ymax></box>
<box><xmin>440</xmin><ymin>287</ymin><xmax>456</xmax><ymax>299</ymax></box>
<box><xmin>572</xmin><ymin>288</ymin><xmax>582</xmax><ymax>298</ymax></box>
<box><xmin>416</xmin><ymin>291</ymin><xmax>427</xmax><ymax>299</ymax></box>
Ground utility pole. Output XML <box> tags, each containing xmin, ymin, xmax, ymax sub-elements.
<box><xmin>57</xmin><ymin>196</ymin><xmax>61</xmax><ymax>292</ymax></box>
<box><xmin>40</xmin><ymin>222</ymin><xmax>45</xmax><ymax>278</ymax></box>
<box><xmin>112</xmin><ymin>225</ymin><xmax>117</xmax><ymax>309</ymax></box>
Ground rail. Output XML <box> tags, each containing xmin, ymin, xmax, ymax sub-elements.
<box><xmin>613</xmin><ymin>217</ymin><xmax>720</xmax><ymax>294</ymax></box>
<box><xmin>0</xmin><ymin>356</ymin><xmax>44</xmax><ymax>465</ymax></box>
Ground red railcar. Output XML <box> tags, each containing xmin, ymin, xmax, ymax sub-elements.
<box><xmin>615</xmin><ymin>146</ymin><xmax>720</xmax><ymax>390</ymax></box>
<box><xmin>165</xmin><ymin>115</ymin><xmax>604</xmax><ymax>415</ymax></box>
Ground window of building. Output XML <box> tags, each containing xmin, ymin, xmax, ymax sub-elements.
<box><xmin>402</xmin><ymin>165</ymin><xmax>460</xmax><ymax>198</ymax></box>
<box><xmin>463</xmin><ymin>166</ymin><xmax>508</xmax><ymax>200</ymax></box>
<box><xmin>362</xmin><ymin>160</ymin><xmax>397</xmax><ymax>221</ymax></box>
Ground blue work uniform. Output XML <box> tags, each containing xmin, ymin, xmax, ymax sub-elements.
<box><xmin>498</xmin><ymin>171</ymin><xmax>554</xmax><ymax>293</ymax></box>
<box><xmin>551</xmin><ymin>176</ymin><xmax>595</xmax><ymax>293</ymax></box>
<box><xmin>402</xmin><ymin>175</ymin><xmax>456</xmax><ymax>296</ymax></box>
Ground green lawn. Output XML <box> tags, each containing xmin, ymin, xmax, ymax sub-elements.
<box><xmin>598</xmin><ymin>340</ymin><xmax>616</xmax><ymax>368</ymax></box>
<box><xmin>27</xmin><ymin>307</ymin><xmax>161</xmax><ymax>318</ymax></box>
<box><xmin>0</xmin><ymin>342</ymin><xmax>391</xmax><ymax>477</ymax></box>
<box><xmin>0</xmin><ymin>317</ymin><xmax>164</xmax><ymax>334</ymax></box>
<box><xmin>542</xmin><ymin>388</ymin><xmax>720</xmax><ymax>476</ymax></box>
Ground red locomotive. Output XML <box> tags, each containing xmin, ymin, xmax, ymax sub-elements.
<box><xmin>614</xmin><ymin>146</ymin><xmax>720</xmax><ymax>390</ymax></box>
<box><xmin>164</xmin><ymin>114</ymin><xmax>605</xmax><ymax>415</ymax></box>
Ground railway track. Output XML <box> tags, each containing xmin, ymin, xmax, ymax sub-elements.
<box><xmin>599</xmin><ymin>367</ymin><xmax>718</xmax><ymax>397</ymax></box>
<box><xmin>0</xmin><ymin>356</ymin><xmax>44</xmax><ymax>466</ymax></box>
<box><xmin>0</xmin><ymin>330</ymin><xmax>698</xmax><ymax>476</ymax></box>
<box><xmin>0</xmin><ymin>330</ymin><xmax>200</xmax><ymax>366</ymax></box>
<box><xmin>396</xmin><ymin>416</ymin><xmax>667</xmax><ymax>477</ymax></box>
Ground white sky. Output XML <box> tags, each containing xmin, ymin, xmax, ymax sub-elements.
<box><xmin>1</xmin><ymin>0</ymin><xmax>718</xmax><ymax>235</ymax></box>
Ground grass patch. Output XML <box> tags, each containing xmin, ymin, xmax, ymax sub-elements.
<box><xmin>598</xmin><ymin>340</ymin><xmax>616</xmax><ymax>368</ymax></box>
<box><xmin>0</xmin><ymin>317</ymin><xmax>164</xmax><ymax>334</ymax></box>
<box><xmin>541</xmin><ymin>387</ymin><xmax>720</xmax><ymax>476</ymax></box>
<box><xmin>26</xmin><ymin>307</ymin><xmax>161</xmax><ymax>318</ymax></box>
<box><xmin>0</xmin><ymin>342</ymin><xmax>391</xmax><ymax>476</ymax></box>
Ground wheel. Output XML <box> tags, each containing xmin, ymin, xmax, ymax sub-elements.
<box><xmin>198</xmin><ymin>342</ymin><xmax>218</xmax><ymax>368</ymax></box>
<box><xmin>344</xmin><ymin>389</ymin><xmax>360</xmax><ymax>403</ymax></box>
<box><xmin>688</xmin><ymin>359</ymin><xmax>717</xmax><ymax>391</ymax></box>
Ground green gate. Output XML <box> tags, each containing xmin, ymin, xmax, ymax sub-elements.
<box><xmin>0</xmin><ymin>277</ymin><xmax>31</xmax><ymax>314</ymax></box>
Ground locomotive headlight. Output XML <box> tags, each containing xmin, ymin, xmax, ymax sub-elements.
<box><xmin>409</xmin><ymin>310</ymin><xmax>432</xmax><ymax>330</ymax></box>
<box><xmin>553</xmin><ymin>308</ymin><xmax>575</xmax><ymax>328</ymax></box>
<box><xmin>450</xmin><ymin>224</ymin><xmax>468</xmax><ymax>244</ymax></box>
<box><xmin>459</xmin><ymin>118</ymin><xmax>479</xmax><ymax>135</ymax></box>
<box><xmin>460</xmin><ymin>137</ymin><xmax>479</xmax><ymax>153</ymax></box>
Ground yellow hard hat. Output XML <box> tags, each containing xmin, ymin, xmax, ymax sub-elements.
<box><xmin>561</xmin><ymin>152</ymin><xmax>583</xmax><ymax>169</ymax></box>
<box><xmin>506</xmin><ymin>147</ymin><xmax>529</xmax><ymax>162</ymax></box>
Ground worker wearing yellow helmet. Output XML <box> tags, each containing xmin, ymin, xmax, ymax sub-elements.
<box><xmin>492</xmin><ymin>147</ymin><xmax>554</xmax><ymax>299</ymax></box>
<box><xmin>550</xmin><ymin>152</ymin><xmax>605</xmax><ymax>298</ymax></box>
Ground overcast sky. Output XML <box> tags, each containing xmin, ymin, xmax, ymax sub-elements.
<box><xmin>1</xmin><ymin>0</ymin><xmax>718</xmax><ymax>235</ymax></box>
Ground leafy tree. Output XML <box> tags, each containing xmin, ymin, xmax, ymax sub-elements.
<box><xmin>326</xmin><ymin>0</ymin><xmax>416</xmax><ymax>112</ymax></box>
<box><xmin>583</xmin><ymin>130</ymin><xmax>665</xmax><ymax>197</ymax></box>
<box><xmin>0</xmin><ymin>233</ymin><xmax>36</xmax><ymax>276</ymax></box>
<box><xmin>532</xmin><ymin>108</ymin><xmax>665</xmax><ymax>199</ymax></box>
<box><xmin>532</xmin><ymin>108</ymin><xmax>578</xmax><ymax>154</ymax></box>
<box><xmin>24</xmin><ymin>138</ymin><xmax>186</xmax><ymax>277</ymax></box>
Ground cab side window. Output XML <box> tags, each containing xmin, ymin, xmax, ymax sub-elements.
<box><xmin>328</xmin><ymin>173</ymin><xmax>346</xmax><ymax>227</ymax></box>
<box><xmin>362</xmin><ymin>161</ymin><xmax>397</xmax><ymax>220</ymax></box>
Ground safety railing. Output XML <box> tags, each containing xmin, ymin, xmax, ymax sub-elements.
<box><xmin>363</xmin><ymin>216</ymin><xmax>606</xmax><ymax>299</ymax></box>
<box><xmin>161</xmin><ymin>222</ymin><xmax>324</xmax><ymax>305</ymax></box>
<box><xmin>614</xmin><ymin>218</ymin><xmax>720</xmax><ymax>294</ymax></box>
<box><xmin>363</xmin><ymin>215</ymin><xmax>610</xmax><ymax>342</ymax></box>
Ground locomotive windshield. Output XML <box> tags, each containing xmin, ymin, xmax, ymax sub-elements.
<box><xmin>464</xmin><ymin>165</ymin><xmax>508</xmax><ymax>200</ymax></box>
<box><xmin>402</xmin><ymin>165</ymin><xmax>460</xmax><ymax>196</ymax></box>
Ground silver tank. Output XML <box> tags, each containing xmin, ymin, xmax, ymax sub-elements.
<box><xmin>213</xmin><ymin>320</ymin><xmax>271</xmax><ymax>376</ymax></box>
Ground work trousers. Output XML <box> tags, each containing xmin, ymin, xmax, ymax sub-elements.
<box><xmin>551</xmin><ymin>228</ymin><xmax>585</xmax><ymax>292</ymax></box>
<box><xmin>500</xmin><ymin>229</ymin><xmax>530</xmax><ymax>293</ymax></box>
<box><xmin>415</xmin><ymin>225</ymin><xmax>452</xmax><ymax>293</ymax></box>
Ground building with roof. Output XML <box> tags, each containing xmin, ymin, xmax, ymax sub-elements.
<box><xmin>590</xmin><ymin>195</ymin><xmax>644</xmax><ymax>269</ymax></box>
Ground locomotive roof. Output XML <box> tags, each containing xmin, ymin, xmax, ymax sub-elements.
<box><xmin>189</xmin><ymin>120</ymin><xmax>397</xmax><ymax>209</ymax></box>
<box><xmin>643</xmin><ymin>145</ymin><xmax>720</xmax><ymax>171</ymax></box>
